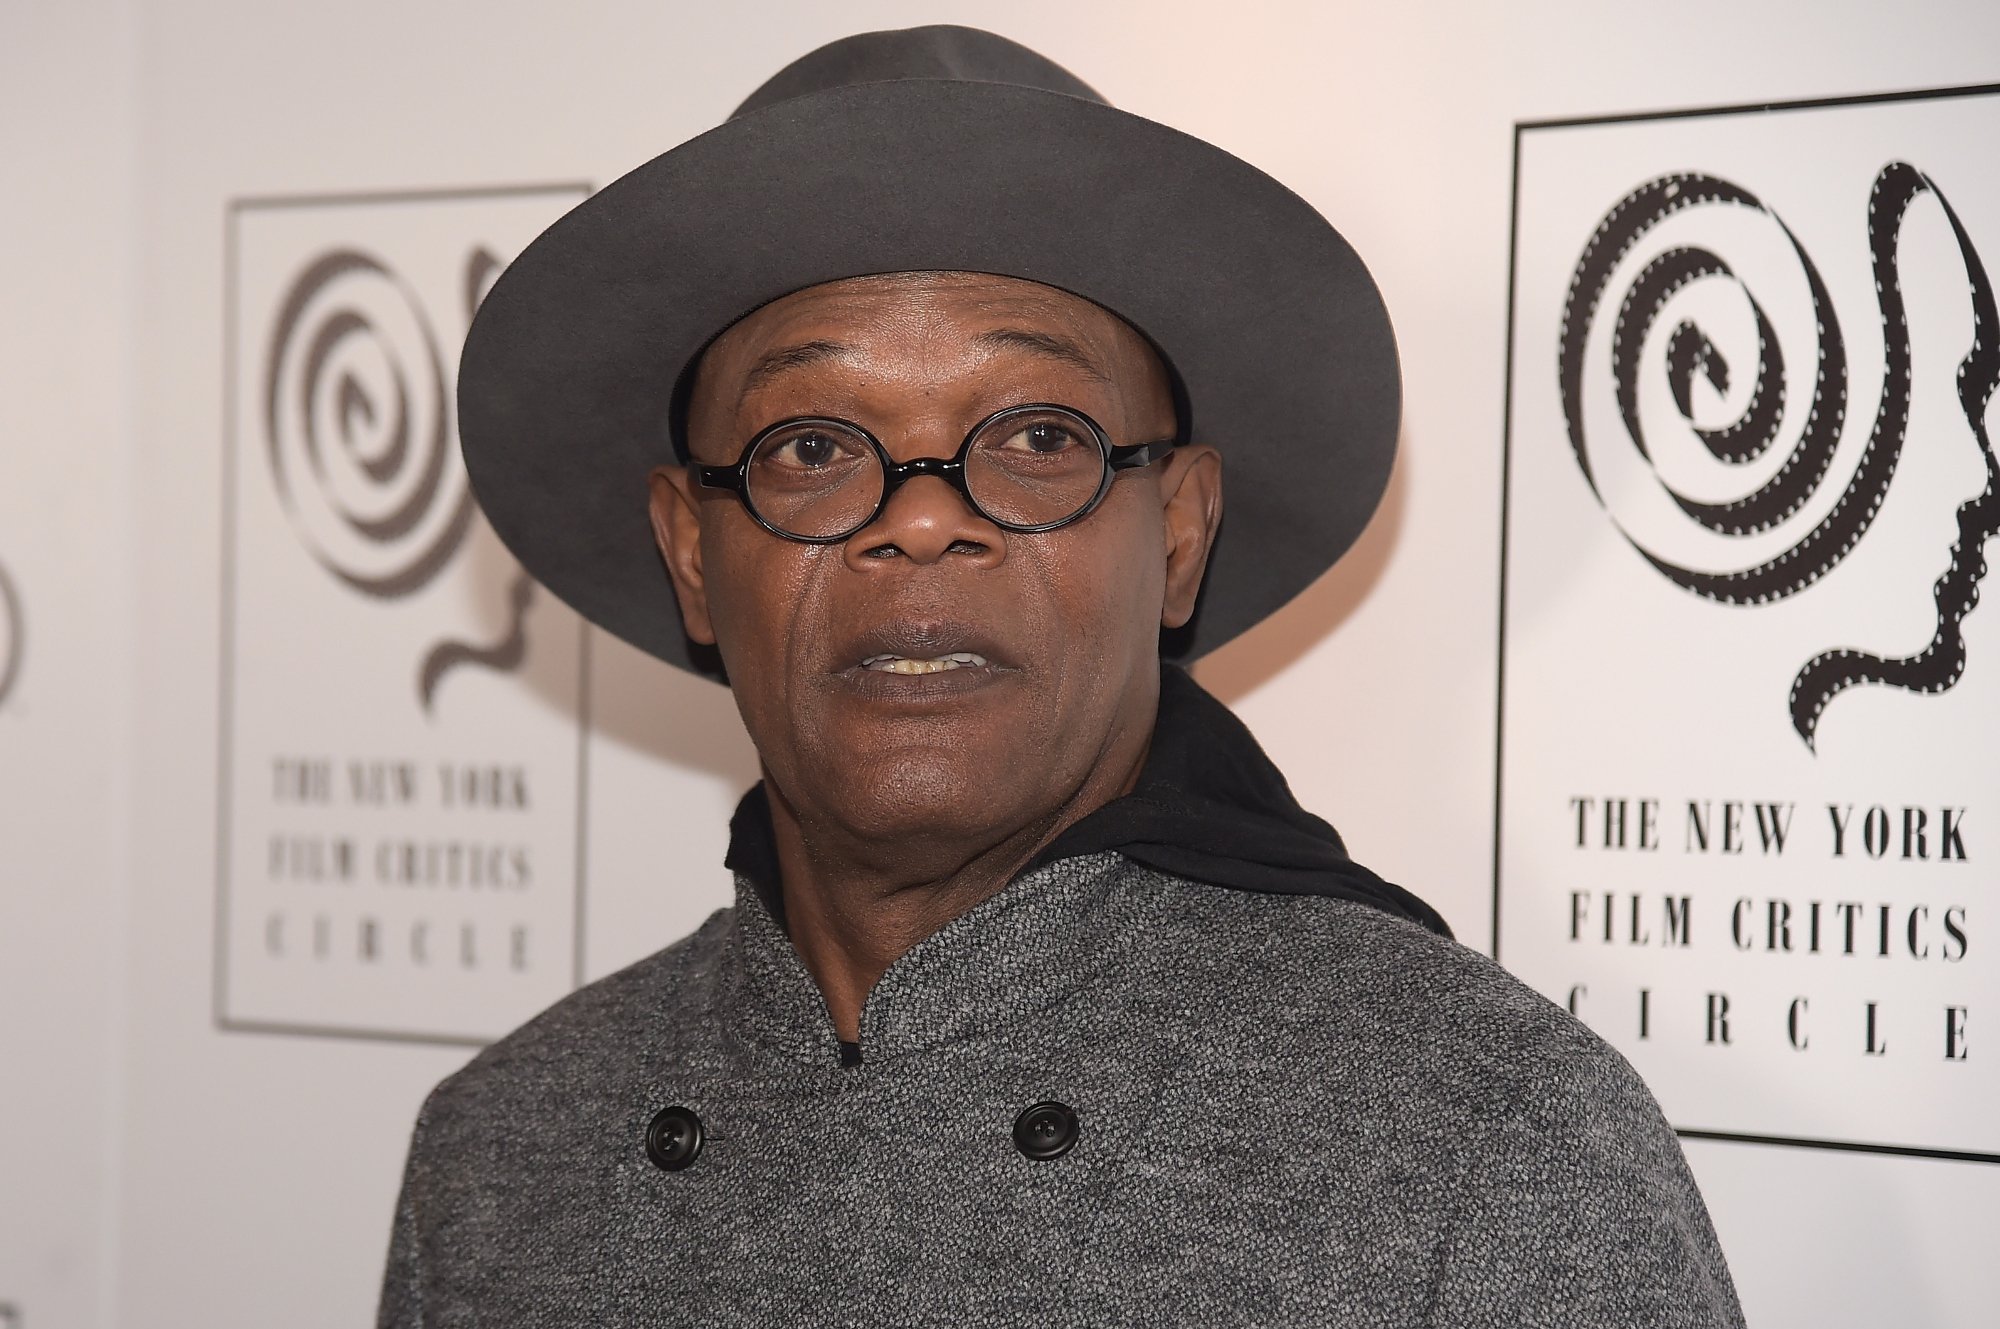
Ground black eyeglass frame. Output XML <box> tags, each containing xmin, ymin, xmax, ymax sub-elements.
<box><xmin>693</xmin><ymin>402</ymin><xmax>1178</xmax><ymax>544</ymax></box>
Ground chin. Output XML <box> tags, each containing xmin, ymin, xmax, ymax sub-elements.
<box><xmin>827</xmin><ymin>749</ymin><xmax>1046</xmax><ymax>846</ymax></box>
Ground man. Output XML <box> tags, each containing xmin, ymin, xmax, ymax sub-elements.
<box><xmin>381</xmin><ymin>25</ymin><xmax>1744</xmax><ymax>1327</ymax></box>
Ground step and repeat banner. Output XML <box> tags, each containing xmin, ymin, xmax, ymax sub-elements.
<box><xmin>6</xmin><ymin>3</ymin><xmax>1999</xmax><ymax>1327</ymax></box>
<box><xmin>1498</xmin><ymin>87</ymin><xmax>1998</xmax><ymax>1167</ymax></box>
<box><xmin>218</xmin><ymin>185</ymin><xmax>590</xmax><ymax>1045</ymax></box>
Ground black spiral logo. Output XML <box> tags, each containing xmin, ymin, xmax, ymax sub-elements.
<box><xmin>263</xmin><ymin>248</ymin><xmax>474</xmax><ymax>598</ymax></box>
<box><xmin>264</xmin><ymin>245</ymin><xmax>537</xmax><ymax>712</ymax></box>
<box><xmin>1560</xmin><ymin>163</ymin><xmax>1999</xmax><ymax>749</ymax></box>
<box><xmin>0</xmin><ymin>557</ymin><xmax>22</xmax><ymax>710</ymax></box>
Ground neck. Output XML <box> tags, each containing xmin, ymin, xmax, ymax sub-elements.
<box><xmin>764</xmin><ymin>726</ymin><xmax>1151</xmax><ymax>1044</ymax></box>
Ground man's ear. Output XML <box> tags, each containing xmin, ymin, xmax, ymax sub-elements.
<box><xmin>1158</xmin><ymin>444</ymin><xmax>1222</xmax><ymax>631</ymax></box>
<box><xmin>647</xmin><ymin>465</ymin><xmax>717</xmax><ymax>645</ymax></box>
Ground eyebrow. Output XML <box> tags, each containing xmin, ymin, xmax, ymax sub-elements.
<box><xmin>741</xmin><ymin>339</ymin><xmax>853</xmax><ymax>392</ymax></box>
<box><xmin>973</xmin><ymin>328</ymin><xmax>1110</xmax><ymax>383</ymax></box>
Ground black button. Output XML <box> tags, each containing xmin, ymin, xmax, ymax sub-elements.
<box><xmin>645</xmin><ymin>1105</ymin><xmax>704</xmax><ymax>1171</ymax></box>
<box><xmin>1012</xmin><ymin>1100</ymin><xmax>1079</xmax><ymax>1161</ymax></box>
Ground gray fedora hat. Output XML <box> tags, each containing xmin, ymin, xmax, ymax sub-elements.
<box><xmin>459</xmin><ymin>24</ymin><xmax>1399</xmax><ymax>677</ymax></box>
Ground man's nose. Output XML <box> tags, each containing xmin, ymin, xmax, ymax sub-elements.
<box><xmin>844</xmin><ymin>470</ymin><xmax>1005</xmax><ymax>568</ymax></box>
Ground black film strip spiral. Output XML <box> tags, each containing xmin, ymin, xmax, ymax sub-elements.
<box><xmin>263</xmin><ymin>248</ymin><xmax>474</xmax><ymax>599</ymax></box>
<box><xmin>264</xmin><ymin>245</ymin><xmax>543</xmax><ymax>712</ymax></box>
<box><xmin>1560</xmin><ymin>163</ymin><xmax>1999</xmax><ymax>749</ymax></box>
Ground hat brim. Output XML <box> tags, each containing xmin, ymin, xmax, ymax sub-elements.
<box><xmin>459</xmin><ymin>79</ymin><xmax>1399</xmax><ymax>677</ymax></box>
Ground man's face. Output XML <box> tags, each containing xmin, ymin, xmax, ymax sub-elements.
<box><xmin>651</xmin><ymin>272</ymin><xmax>1219</xmax><ymax>853</ymax></box>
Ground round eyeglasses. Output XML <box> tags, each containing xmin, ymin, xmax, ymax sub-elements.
<box><xmin>693</xmin><ymin>403</ymin><xmax>1177</xmax><ymax>543</ymax></box>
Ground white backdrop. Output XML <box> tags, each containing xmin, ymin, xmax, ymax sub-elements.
<box><xmin>4</xmin><ymin>1</ymin><xmax>1998</xmax><ymax>1325</ymax></box>
<box><xmin>0</xmin><ymin>4</ymin><xmax>137</xmax><ymax>1327</ymax></box>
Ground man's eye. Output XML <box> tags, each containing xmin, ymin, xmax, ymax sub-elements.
<box><xmin>1003</xmin><ymin>423</ymin><xmax>1082</xmax><ymax>454</ymax></box>
<box><xmin>773</xmin><ymin>432</ymin><xmax>844</xmax><ymax>467</ymax></box>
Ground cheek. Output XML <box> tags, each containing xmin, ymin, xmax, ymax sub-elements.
<box><xmin>698</xmin><ymin>524</ymin><xmax>828</xmax><ymax>688</ymax></box>
<box><xmin>1031</xmin><ymin>501</ymin><xmax>1170</xmax><ymax>685</ymax></box>
<box><xmin>702</xmin><ymin>516</ymin><xmax>789</xmax><ymax>617</ymax></box>
<box><xmin>1073</xmin><ymin>502</ymin><xmax>1169</xmax><ymax>634</ymax></box>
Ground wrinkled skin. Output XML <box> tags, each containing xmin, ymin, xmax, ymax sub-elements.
<box><xmin>650</xmin><ymin>272</ymin><xmax>1222</xmax><ymax>1039</ymax></box>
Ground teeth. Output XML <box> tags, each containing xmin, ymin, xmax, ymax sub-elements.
<box><xmin>861</xmin><ymin>652</ymin><xmax>989</xmax><ymax>674</ymax></box>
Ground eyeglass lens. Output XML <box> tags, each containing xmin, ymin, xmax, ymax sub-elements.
<box><xmin>743</xmin><ymin>407</ymin><xmax>1107</xmax><ymax>539</ymax></box>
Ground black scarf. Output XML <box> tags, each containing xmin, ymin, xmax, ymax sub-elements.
<box><xmin>725</xmin><ymin>663</ymin><xmax>1451</xmax><ymax>938</ymax></box>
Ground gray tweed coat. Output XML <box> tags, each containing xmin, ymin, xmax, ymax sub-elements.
<box><xmin>378</xmin><ymin>852</ymin><xmax>1744</xmax><ymax>1327</ymax></box>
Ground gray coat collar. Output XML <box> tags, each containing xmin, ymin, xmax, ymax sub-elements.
<box><xmin>714</xmin><ymin>852</ymin><xmax>1129</xmax><ymax>1070</ymax></box>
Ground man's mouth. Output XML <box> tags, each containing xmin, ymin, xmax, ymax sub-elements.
<box><xmin>859</xmin><ymin>652</ymin><xmax>990</xmax><ymax>675</ymax></box>
<box><xmin>833</xmin><ymin>621</ymin><xmax>1014</xmax><ymax>694</ymax></box>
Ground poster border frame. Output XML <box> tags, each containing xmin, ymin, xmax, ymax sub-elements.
<box><xmin>1493</xmin><ymin>80</ymin><xmax>2000</xmax><ymax>1167</ymax></box>
<box><xmin>215</xmin><ymin>182</ymin><xmax>593</xmax><ymax>1049</ymax></box>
